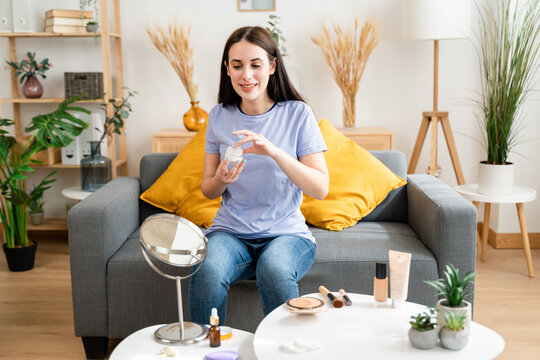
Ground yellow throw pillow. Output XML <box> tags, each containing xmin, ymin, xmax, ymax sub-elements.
<box><xmin>300</xmin><ymin>119</ymin><xmax>406</xmax><ymax>231</ymax></box>
<box><xmin>139</xmin><ymin>127</ymin><xmax>220</xmax><ymax>228</ymax></box>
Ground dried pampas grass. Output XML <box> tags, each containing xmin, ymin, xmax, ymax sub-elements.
<box><xmin>312</xmin><ymin>18</ymin><xmax>379</xmax><ymax>127</ymax></box>
<box><xmin>147</xmin><ymin>23</ymin><xmax>198</xmax><ymax>102</ymax></box>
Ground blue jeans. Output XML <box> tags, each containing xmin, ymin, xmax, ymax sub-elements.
<box><xmin>188</xmin><ymin>231</ymin><xmax>316</xmax><ymax>325</ymax></box>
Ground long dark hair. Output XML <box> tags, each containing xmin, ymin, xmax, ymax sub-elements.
<box><xmin>218</xmin><ymin>26</ymin><xmax>305</xmax><ymax>106</ymax></box>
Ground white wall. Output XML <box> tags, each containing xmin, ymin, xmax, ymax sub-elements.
<box><xmin>1</xmin><ymin>0</ymin><xmax>539</xmax><ymax>232</ymax></box>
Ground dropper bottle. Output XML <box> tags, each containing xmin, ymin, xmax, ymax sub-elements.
<box><xmin>209</xmin><ymin>308</ymin><xmax>221</xmax><ymax>348</ymax></box>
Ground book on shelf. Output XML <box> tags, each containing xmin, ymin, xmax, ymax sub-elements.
<box><xmin>45</xmin><ymin>25</ymin><xmax>88</xmax><ymax>34</ymax></box>
<box><xmin>45</xmin><ymin>9</ymin><xmax>93</xmax><ymax>19</ymax></box>
<box><xmin>45</xmin><ymin>17</ymin><xmax>90</xmax><ymax>27</ymax></box>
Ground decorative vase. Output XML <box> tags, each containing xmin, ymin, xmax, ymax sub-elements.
<box><xmin>440</xmin><ymin>327</ymin><xmax>470</xmax><ymax>350</ymax></box>
<box><xmin>183</xmin><ymin>101</ymin><xmax>208</xmax><ymax>131</ymax></box>
<box><xmin>478</xmin><ymin>161</ymin><xmax>514</xmax><ymax>195</ymax></box>
<box><xmin>80</xmin><ymin>141</ymin><xmax>112</xmax><ymax>192</ymax></box>
<box><xmin>29</xmin><ymin>212</ymin><xmax>44</xmax><ymax>226</ymax></box>
<box><xmin>22</xmin><ymin>75</ymin><xmax>43</xmax><ymax>99</ymax></box>
<box><xmin>436</xmin><ymin>299</ymin><xmax>472</xmax><ymax>333</ymax></box>
<box><xmin>408</xmin><ymin>328</ymin><xmax>438</xmax><ymax>350</ymax></box>
<box><xmin>2</xmin><ymin>241</ymin><xmax>37</xmax><ymax>272</ymax></box>
<box><xmin>343</xmin><ymin>94</ymin><xmax>355</xmax><ymax>127</ymax></box>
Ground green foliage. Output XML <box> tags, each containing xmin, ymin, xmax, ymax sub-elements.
<box><xmin>80</xmin><ymin>0</ymin><xmax>99</xmax><ymax>21</ymax></box>
<box><xmin>0</xmin><ymin>97</ymin><xmax>90</xmax><ymax>248</ymax></box>
<box><xmin>5</xmin><ymin>52</ymin><xmax>52</xmax><ymax>84</ymax></box>
<box><xmin>441</xmin><ymin>311</ymin><xmax>466</xmax><ymax>331</ymax></box>
<box><xmin>266</xmin><ymin>14</ymin><xmax>288</xmax><ymax>57</ymax></box>
<box><xmin>28</xmin><ymin>172</ymin><xmax>57</xmax><ymax>213</ymax></box>
<box><xmin>409</xmin><ymin>307</ymin><xmax>436</xmax><ymax>331</ymax></box>
<box><xmin>476</xmin><ymin>0</ymin><xmax>540</xmax><ymax>164</ymax></box>
<box><xmin>425</xmin><ymin>264</ymin><xmax>475</xmax><ymax>307</ymax></box>
<box><xmin>95</xmin><ymin>87</ymin><xmax>138</xmax><ymax>146</ymax></box>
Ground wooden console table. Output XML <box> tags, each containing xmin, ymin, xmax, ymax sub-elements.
<box><xmin>153</xmin><ymin>127</ymin><xmax>394</xmax><ymax>153</ymax></box>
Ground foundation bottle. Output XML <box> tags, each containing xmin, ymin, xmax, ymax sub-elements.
<box><xmin>374</xmin><ymin>262</ymin><xmax>388</xmax><ymax>304</ymax></box>
<box><xmin>209</xmin><ymin>308</ymin><xmax>221</xmax><ymax>347</ymax></box>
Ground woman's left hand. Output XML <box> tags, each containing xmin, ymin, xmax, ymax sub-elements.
<box><xmin>232</xmin><ymin>130</ymin><xmax>278</xmax><ymax>157</ymax></box>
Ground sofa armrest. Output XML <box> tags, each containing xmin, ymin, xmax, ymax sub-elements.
<box><xmin>68</xmin><ymin>177</ymin><xmax>140</xmax><ymax>337</ymax></box>
<box><xmin>407</xmin><ymin>175</ymin><xmax>477</xmax><ymax>281</ymax></box>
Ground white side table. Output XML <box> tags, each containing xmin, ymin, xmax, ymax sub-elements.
<box><xmin>455</xmin><ymin>184</ymin><xmax>536</xmax><ymax>277</ymax></box>
<box><xmin>61</xmin><ymin>186</ymin><xmax>92</xmax><ymax>201</ymax></box>
<box><xmin>109</xmin><ymin>324</ymin><xmax>256</xmax><ymax>359</ymax></box>
<box><xmin>253</xmin><ymin>293</ymin><xmax>504</xmax><ymax>359</ymax></box>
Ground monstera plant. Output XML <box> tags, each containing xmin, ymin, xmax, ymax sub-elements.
<box><xmin>1</xmin><ymin>97</ymin><xmax>89</xmax><ymax>271</ymax></box>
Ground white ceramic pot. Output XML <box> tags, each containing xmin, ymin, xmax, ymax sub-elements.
<box><xmin>408</xmin><ymin>327</ymin><xmax>438</xmax><ymax>350</ymax></box>
<box><xmin>436</xmin><ymin>299</ymin><xmax>472</xmax><ymax>333</ymax></box>
<box><xmin>440</xmin><ymin>327</ymin><xmax>470</xmax><ymax>350</ymax></box>
<box><xmin>29</xmin><ymin>212</ymin><xmax>44</xmax><ymax>226</ymax></box>
<box><xmin>478</xmin><ymin>161</ymin><xmax>514</xmax><ymax>195</ymax></box>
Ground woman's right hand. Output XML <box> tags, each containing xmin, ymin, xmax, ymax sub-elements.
<box><xmin>214</xmin><ymin>159</ymin><xmax>246</xmax><ymax>185</ymax></box>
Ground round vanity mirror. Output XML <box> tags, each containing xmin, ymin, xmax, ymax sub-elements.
<box><xmin>139</xmin><ymin>213</ymin><xmax>208</xmax><ymax>345</ymax></box>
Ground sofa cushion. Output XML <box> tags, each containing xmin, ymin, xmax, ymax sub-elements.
<box><xmin>139</xmin><ymin>128</ymin><xmax>220</xmax><ymax>228</ymax></box>
<box><xmin>301</xmin><ymin>119</ymin><xmax>407</xmax><ymax>231</ymax></box>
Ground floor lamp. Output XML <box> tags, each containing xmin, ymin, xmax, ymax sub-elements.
<box><xmin>402</xmin><ymin>0</ymin><xmax>470</xmax><ymax>185</ymax></box>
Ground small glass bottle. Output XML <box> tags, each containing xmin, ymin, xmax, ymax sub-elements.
<box><xmin>374</xmin><ymin>262</ymin><xmax>388</xmax><ymax>304</ymax></box>
<box><xmin>209</xmin><ymin>308</ymin><xmax>221</xmax><ymax>348</ymax></box>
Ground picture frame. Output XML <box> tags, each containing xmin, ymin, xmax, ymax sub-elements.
<box><xmin>238</xmin><ymin>0</ymin><xmax>276</xmax><ymax>12</ymax></box>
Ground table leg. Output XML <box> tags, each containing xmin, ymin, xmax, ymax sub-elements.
<box><xmin>473</xmin><ymin>201</ymin><xmax>480</xmax><ymax>247</ymax></box>
<box><xmin>481</xmin><ymin>203</ymin><xmax>491</xmax><ymax>261</ymax></box>
<box><xmin>516</xmin><ymin>203</ymin><xmax>535</xmax><ymax>278</ymax></box>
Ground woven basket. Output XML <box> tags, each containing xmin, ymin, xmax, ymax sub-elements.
<box><xmin>64</xmin><ymin>72</ymin><xmax>103</xmax><ymax>100</ymax></box>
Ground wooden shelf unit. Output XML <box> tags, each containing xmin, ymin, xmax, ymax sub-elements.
<box><xmin>0</xmin><ymin>0</ymin><xmax>126</xmax><ymax>234</ymax></box>
<box><xmin>0</xmin><ymin>98</ymin><xmax>120</xmax><ymax>104</ymax></box>
<box><xmin>0</xmin><ymin>32</ymin><xmax>121</xmax><ymax>38</ymax></box>
<box><xmin>0</xmin><ymin>0</ymin><xmax>126</xmax><ymax>178</ymax></box>
<box><xmin>153</xmin><ymin>127</ymin><xmax>394</xmax><ymax>154</ymax></box>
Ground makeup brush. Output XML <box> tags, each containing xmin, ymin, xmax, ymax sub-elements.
<box><xmin>318</xmin><ymin>286</ymin><xmax>344</xmax><ymax>308</ymax></box>
<box><xmin>339</xmin><ymin>289</ymin><xmax>353</xmax><ymax>306</ymax></box>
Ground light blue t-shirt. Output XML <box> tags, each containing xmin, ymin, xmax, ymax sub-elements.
<box><xmin>205</xmin><ymin>100</ymin><xmax>327</xmax><ymax>242</ymax></box>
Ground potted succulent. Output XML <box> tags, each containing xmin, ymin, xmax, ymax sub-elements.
<box><xmin>439</xmin><ymin>311</ymin><xmax>469</xmax><ymax>351</ymax></box>
<box><xmin>85</xmin><ymin>21</ymin><xmax>98</xmax><ymax>33</ymax></box>
<box><xmin>408</xmin><ymin>307</ymin><xmax>438</xmax><ymax>350</ymax></box>
<box><xmin>1</xmin><ymin>97</ymin><xmax>89</xmax><ymax>271</ymax></box>
<box><xmin>425</xmin><ymin>264</ymin><xmax>475</xmax><ymax>331</ymax></box>
<box><xmin>27</xmin><ymin>173</ymin><xmax>57</xmax><ymax>226</ymax></box>
<box><xmin>475</xmin><ymin>0</ymin><xmax>540</xmax><ymax>195</ymax></box>
<box><xmin>5</xmin><ymin>52</ymin><xmax>52</xmax><ymax>99</ymax></box>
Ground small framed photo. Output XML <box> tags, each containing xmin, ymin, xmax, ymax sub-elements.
<box><xmin>238</xmin><ymin>0</ymin><xmax>276</xmax><ymax>12</ymax></box>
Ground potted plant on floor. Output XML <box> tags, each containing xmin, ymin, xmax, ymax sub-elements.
<box><xmin>425</xmin><ymin>264</ymin><xmax>475</xmax><ymax>331</ymax></box>
<box><xmin>439</xmin><ymin>311</ymin><xmax>469</xmax><ymax>351</ymax></box>
<box><xmin>475</xmin><ymin>0</ymin><xmax>540</xmax><ymax>195</ymax></box>
<box><xmin>1</xmin><ymin>97</ymin><xmax>89</xmax><ymax>271</ymax></box>
<box><xmin>408</xmin><ymin>307</ymin><xmax>438</xmax><ymax>350</ymax></box>
<box><xmin>27</xmin><ymin>172</ymin><xmax>57</xmax><ymax>226</ymax></box>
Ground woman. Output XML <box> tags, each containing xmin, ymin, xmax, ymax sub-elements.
<box><xmin>188</xmin><ymin>26</ymin><xmax>329</xmax><ymax>325</ymax></box>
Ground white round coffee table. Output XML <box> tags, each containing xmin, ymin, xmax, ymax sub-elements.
<box><xmin>455</xmin><ymin>184</ymin><xmax>536</xmax><ymax>277</ymax></box>
<box><xmin>110</xmin><ymin>324</ymin><xmax>256</xmax><ymax>359</ymax></box>
<box><xmin>253</xmin><ymin>293</ymin><xmax>504</xmax><ymax>359</ymax></box>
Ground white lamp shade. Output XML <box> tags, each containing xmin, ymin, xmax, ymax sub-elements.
<box><xmin>402</xmin><ymin>0</ymin><xmax>471</xmax><ymax>40</ymax></box>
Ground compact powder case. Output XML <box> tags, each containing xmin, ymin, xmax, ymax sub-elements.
<box><xmin>286</xmin><ymin>297</ymin><xmax>324</xmax><ymax>311</ymax></box>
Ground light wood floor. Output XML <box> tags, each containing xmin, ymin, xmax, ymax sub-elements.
<box><xmin>0</xmin><ymin>237</ymin><xmax>539</xmax><ymax>359</ymax></box>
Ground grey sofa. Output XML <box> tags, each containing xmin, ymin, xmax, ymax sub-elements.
<box><xmin>69</xmin><ymin>150</ymin><xmax>476</xmax><ymax>359</ymax></box>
